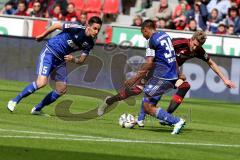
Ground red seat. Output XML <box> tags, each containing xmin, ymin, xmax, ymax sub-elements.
<box><xmin>87</xmin><ymin>12</ymin><xmax>101</xmax><ymax>21</ymax></box>
<box><xmin>68</xmin><ymin>0</ymin><xmax>85</xmax><ymax>10</ymax></box>
<box><xmin>84</xmin><ymin>0</ymin><xmax>102</xmax><ymax>13</ymax></box>
<box><xmin>103</xmin><ymin>0</ymin><xmax>119</xmax><ymax>14</ymax></box>
<box><xmin>76</xmin><ymin>10</ymin><xmax>82</xmax><ymax>18</ymax></box>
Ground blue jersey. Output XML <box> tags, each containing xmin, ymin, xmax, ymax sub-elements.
<box><xmin>146</xmin><ymin>31</ymin><xmax>178</xmax><ymax>80</ymax></box>
<box><xmin>47</xmin><ymin>23</ymin><xmax>95</xmax><ymax>60</ymax></box>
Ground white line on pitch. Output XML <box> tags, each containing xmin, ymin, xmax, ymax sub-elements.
<box><xmin>0</xmin><ymin>128</ymin><xmax>104</xmax><ymax>139</ymax></box>
<box><xmin>0</xmin><ymin>128</ymin><xmax>240</xmax><ymax>148</ymax></box>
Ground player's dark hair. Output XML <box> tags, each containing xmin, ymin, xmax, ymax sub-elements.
<box><xmin>192</xmin><ymin>31</ymin><xmax>207</xmax><ymax>45</ymax></box>
<box><xmin>141</xmin><ymin>19</ymin><xmax>156</xmax><ymax>30</ymax></box>
<box><xmin>88</xmin><ymin>16</ymin><xmax>102</xmax><ymax>26</ymax></box>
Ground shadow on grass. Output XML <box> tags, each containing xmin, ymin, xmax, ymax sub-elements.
<box><xmin>139</xmin><ymin>127</ymin><xmax>190</xmax><ymax>134</ymax></box>
<box><xmin>0</xmin><ymin>145</ymin><xmax>178</xmax><ymax>160</ymax></box>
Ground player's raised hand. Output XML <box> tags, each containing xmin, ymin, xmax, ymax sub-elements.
<box><xmin>64</xmin><ymin>54</ymin><xmax>74</xmax><ymax>62</ymax></box>
<box><xmin>35</xmin><ymin>34</ymin><xmax>45</xmax><ymax>42</ymax></box>
<box><xmin>224</xmin><ymin>79</ymin><xmax>236</xmax><ymax>88</ymax></box>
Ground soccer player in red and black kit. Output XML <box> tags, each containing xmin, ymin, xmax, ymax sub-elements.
<box><xmin>98</xmin><ymin>31</ymin><xmax>236</xmax><ymax>126</ymax></box>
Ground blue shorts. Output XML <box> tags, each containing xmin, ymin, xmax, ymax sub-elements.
<box><xmin>143</xmin><ymin>77</ymin><xmax>176</xmax><ymax>105</ymax></box>
<box><xmin>36</xmin><ymin>46</ymin><xmax>67</xmax><ymax>82</ymax></box>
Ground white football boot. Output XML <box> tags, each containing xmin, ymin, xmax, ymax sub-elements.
<box><xmin>7</xmin><ymin>100</ymin><xmax>17</xmax><ymax>112</ymax></box>
<box><xmin>31</xmin><ymin>107</ymin><xmax>42</xmax><ymax>115</ymax></box>
<box><xmin>31</xmin><ymin>107</ymin><xmax>50</xmax><ymax>117</ymax></box>
<box><xmin>171</xmin><ymin>118</ymin><xmax>186</xmax><ymax>135</ymax></box>
<box><xmin>97</xmin><ymin>96</ymin><xmax>111</xmax><ymax>116</ymax></box>
<box><xmin>137</xmin><ymin>120</ymin><xmax>145</xmax><ymax>127</ymax></box>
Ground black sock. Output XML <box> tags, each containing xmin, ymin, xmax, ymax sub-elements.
<box><xmin>167</xmin><ymin>82</ymin><xmax>190</xmax><ymax>113</ymax></box>
<box><xmin>106</xmin><ymin>94</ymin><xmax>122</xmax><ymax>105</ymax></box>
<box><xmin>106</xmin><ymin>86</ymin><xmax>142</xmax><ymax>105</ymax></box>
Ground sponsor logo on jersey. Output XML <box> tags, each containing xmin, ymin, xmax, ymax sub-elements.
<box><xmin>67</xmin><ymin>40</ymin><xmax>78</xmax><ymax>49</ymax></box>
<box><xmin>82</xmin><ymin>42</ymin><xmax>89</xmax><ymax>48</ymax></box>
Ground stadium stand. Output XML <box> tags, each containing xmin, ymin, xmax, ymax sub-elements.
<box><xmin>0</xmin><ymin>0</ymin><xmax>239</xmax><ymax>36</ymax></box>
<box><xmin>68</xmin><ymin>0</ymin><xmax>85</xmax><ymax>11</ymax></box>
<box><xmin>103</xmin><ymin>0</ymin><xmax>119</xmax><ymax>14</ymax></box>
<box><xmin>83</xmin><ymin>0</ymin><xmax>102</xmax><ymax>13</ymax></box>
<box><xmin>87</xmin><ymin>12</ymin><xmax>101</xmax><ymax>21</ymax></box>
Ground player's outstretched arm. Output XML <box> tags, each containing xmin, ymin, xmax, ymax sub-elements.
<box><xmin>64</xmin><ymin>54</ymin><xmax>87</xmax><ymax>65</ymax></box>
<box><xmin>207</xmin><ymin>58</ymin><xmax>236</xmax><ymax>88</ymax></box>
<box><xmin>36</xmin><ymin>23</ymin><xmax>63</xmax><ymax>42</ymax></box>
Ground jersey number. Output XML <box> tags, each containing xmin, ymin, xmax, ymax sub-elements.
<box><xmin>160</xmin><ymin>38</ymin><xmax>176</xmax><ymax>63</ymax></box>
<box><xmin>42</xmin><ymin>66</ymin><xmax>48</xmax><ymax>74</ymax></box>
<box><xmin>160</xmin><ymin>38</ymin><xmax>175</xmax><ymax>58</ymax></box>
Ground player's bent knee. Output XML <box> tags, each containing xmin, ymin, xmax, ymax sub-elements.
<box><xmin>184</xmin><ymin>82</ymin><xmax>191</xmax><ymax>90</ymax></box>
<box><xmin>180</xmin><ymin>81</ymin><xmax>191</xmax><ymax>90</ymax></box>
<box><xmin>143</xmin><ymin>103</ymin><xmax>155</xmax><ymax>116</ymax></box>
<box><xmin>56</xmin><ymin>86</ymin><xmax>67</xmax><ymax>95</ymax></box>
<box><xmin>143</xmin><ymin>105</ymin><xmax>150</xmax><ymax>114</ymax></box>
<box><xmin>36</xmin><ymin>76</ymin><xmax>48</xmax><ymax>88</ymax></box>
<box><xmin>57</xmin><ymin>89</ymin><xmax>67</xmax><ymax>95</ymax></box>
<box><xmin>35</xmin><ymin>80</ymin><xmax>47</xmax><ymax>88</ymax></box>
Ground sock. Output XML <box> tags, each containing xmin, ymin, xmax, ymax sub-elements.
<box><xmin>106</xmin><ymin>86</ymin><xmax>142</xmax><ymax>105</ymax></box>
<box><xmin>35</xmin><ymin>90</ymin><xmax>61</xmax><ymax>111</ymax></box>
<box><xmin>13</xmin><ymin>82</ymin><xmax>38</xmax><ymax>103</ymax></box>
<box><xmin>106</xmin><ymin>93</ymin><xmax>122</xmax><ymax>106</ymax></box>
<box><xmin>137</xmin><ymin>99</ymin><xmax>146</xmax><ymax>121</ymax></box>
<box><xmin>167</xmin><ymin>95</ymin><xmax>183</xmax><ymax>114</ymax></box>
<box><xmin>167</xmin><ymin>82</ymin><xmax>190</xmax><ymax>113</ymax></box>
<box><xmin>155</xmin><ymin>108</ymin><xmax>180</xmax><ymax>125</ymax></box>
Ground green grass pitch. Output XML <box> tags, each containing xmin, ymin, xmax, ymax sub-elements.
<box><xmin>0</xmin><ymin>80</ymin><xmax>239</xmax><ymax>160</ymax></box>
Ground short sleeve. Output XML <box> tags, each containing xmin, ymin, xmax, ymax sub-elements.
<box><xmin>146</xmin><ymin>48</ymin><xmax>155</xmax><ymax>57</ymax></box>
<box><xmin>82</xmin><ymin>45</ymin><xmax>94</xmax><ymax>55</ymax></box>
<box><xmin>62</xmin><ymin>23</ymin><xmax>85</xmax><ymax>33</ymax></box>
<box><xmin>148</xmin><ymin>35</ymin><xmax>157</xmax><ymax>50</ymax></box>
<box><xmin>145</xmin><ymin>39</ymin><xmax>156</xmax><ymax>57</ymax></box>
<box><xmin>196</xmin><ymin>47</ymin><xmax>210</xmax><ymax>62</ymax></box>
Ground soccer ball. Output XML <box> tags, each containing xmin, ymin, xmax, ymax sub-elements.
<box><xmin>119</xmin><ymin>113</ymin><xmax>136</xmax><ymax>129</ymax></box>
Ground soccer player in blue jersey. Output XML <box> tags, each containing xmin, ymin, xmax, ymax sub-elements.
<box><xmin>98</xmin><ymin>31</ymin><xmax>236</xmax><ymax>127</ymax></box>
<box><xmin>125</xmin><ymin>19</ymin><xmax>185</xmax><ymax>134</ymax></box>
<box><xmin>7</xmin><ymin>16</ymin><xmax>102</xmax><ymax>115</ymax></box>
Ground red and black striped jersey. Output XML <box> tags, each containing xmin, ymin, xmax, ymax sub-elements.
<box><xmin>172</xmin><ymin>38</ymin><xmax>210</xmax><ymax>66</ymax></box>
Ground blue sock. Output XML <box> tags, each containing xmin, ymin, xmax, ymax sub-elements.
<box><xmin>35</xmin><ymin>90</ymin><xmax>61</xmax><ymax>111</ymax></box>
<box><xmin>138</xmin><ymin>99</ymin><xmax>146</xmax><ymax>121</ymax></box>
<box><xmin>13</xmin><ymin>82</ymin><xmax>38</xmax><ymax>103</ymax></box>
<box><xmin>155</xmin><ymin>108</ymin><xmax>180</xmax><ymax>125</ymax></box>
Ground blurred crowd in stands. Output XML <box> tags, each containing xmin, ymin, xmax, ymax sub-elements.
<box><xmin>0</xmin><ymin>0</ymin><xmax>120</xmax><ymax>25</ymax></box>
<box><xmin>132</xmin><ymin>0</ymin><xmax>240</xmax><ymax>36</ymax></box>
<box><xmin>0</xmin><ymin>0</ymin><xmax>239</xmax><ymax>36</ymax></box>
